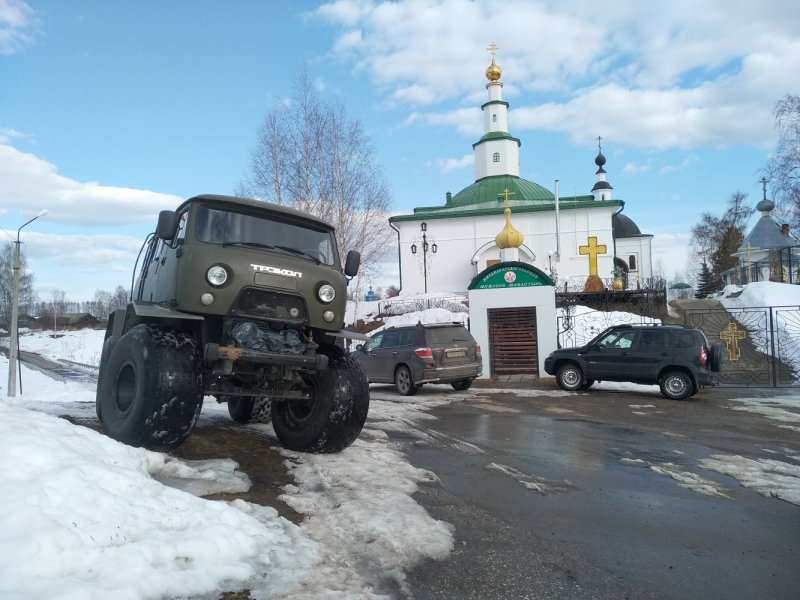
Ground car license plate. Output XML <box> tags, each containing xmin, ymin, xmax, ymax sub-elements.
<box><xmin>447</xmin><ymin>350</ymin><xmax>466</xmax><ymax>358</ymax></box>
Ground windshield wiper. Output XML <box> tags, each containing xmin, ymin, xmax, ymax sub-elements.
<box><xmin>274</xmin><ymin>245</ymin><xmax>321</xmax><ymax>264</ymax></box>
<box><xmin>222</xmin><ymin>241</ymin><xmax>275</xmax><ymax>249</ymax></box>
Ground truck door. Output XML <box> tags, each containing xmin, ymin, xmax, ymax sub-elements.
<box><xmin>153</xmin><ymin>210</ymin><xmax>188</xmax><ymax>304</ymax></box>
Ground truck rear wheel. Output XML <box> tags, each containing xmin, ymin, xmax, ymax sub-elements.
<box><xmin>97</xmin><ymin>324</ymin><xmax>203</xmax><ymax>452</ymax></box>
<box><xmin>228</xmin><ymin>396</ymin><xmax>272</xmax><ymax>424</ymax></box>
<box><xmin>95</xmin><ymin>337</ymin><xmax>113</xmax><ymax>420</ymax></box>
<box><xmin>271</xmin><ymin>344</ymin><xmax>369</xmax><ymax>453</ymax></box>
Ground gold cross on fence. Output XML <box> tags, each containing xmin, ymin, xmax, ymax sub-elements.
<box><xmin>487</xmin><ymin>41</ymin><xmax>499</xmax><ymax>58</ymax></box>
<box><xmin>498</xmin><ymin>188</ymin><xmax>515</xmax><ymax>206</ymax></box>
<box><xmin>579</xmin><ymin>236</ymin><xmax>607</xmax><ymax>276</ymax></box>
<box><xmin>719</xmin><ymin>322</ymin><xmax>746</xmax><ymax>362</ymax></box>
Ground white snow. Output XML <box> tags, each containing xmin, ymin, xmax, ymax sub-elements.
<box><xmin>724</xmin><ymin>395</ymin><xmax>800</xmax><ymax>431</ymax></box>
<box><xmin>720</xmin><ymin>281</ymin><xmax>800</xmax><ymax>310</ymax></box>
<box><xmin>699</xmin><ymin>455</ymin><xmax>800</xmax><ymax>506</ymax></box>
<box><xmin>620</xmin><ymin>458</ymin><xmax>732</xmax><ymax>500</ymax></box>
<box><xmin>486</xmin><ymin>463</ymin><xmax>569</xmax><ymax>495</ymax></box>
<box><xmin>13</xmin><ymin>328</ymin><xmax>106</xmax><ymax>366</ymax></box>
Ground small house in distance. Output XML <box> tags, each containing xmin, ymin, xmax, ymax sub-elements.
<box><xmin>57</xmin><ymin>313</ymin><xmax>101</xmax><ymax>329</ymax></box>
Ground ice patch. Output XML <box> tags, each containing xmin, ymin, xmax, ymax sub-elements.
<box><xmin>148</xmin><ymin>456</ymin><xmax>251</xmax><ymax>497</ymax></box>
<box><xmin>621</xmin><ymin>458</ymin><xmax>732</xmax><ymax>499</ymax></box>
<box><xmin>487</xmin><ymin>462</ymin><xmax>570</xmax><ymax>495</ymax></box>
<box><xmin>725</xmin><ymin>395</ymin><xmax>800</xmax><ymax>428</ymax></box>
<box><xmin>629</xmin><ymin>404</ymin><xmax>656</xmax><ymax>408</ymax></box>
<box><xmin>699</xmin><ymin>454</ymin><xmax>800</xmax><ymax>506</ymax></box>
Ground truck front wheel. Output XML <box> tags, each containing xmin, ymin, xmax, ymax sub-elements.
<box><xmin>271</xmin><ymin>344</ymin><xmax>369</xmax><ymax>453</ymax></box>
<box><xmin>97</xmin><ymin>324</ymin><xmax>204</xmax><ymax>452</ymax></box>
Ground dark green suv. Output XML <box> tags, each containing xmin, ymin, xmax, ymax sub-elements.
<box><xmin>96</xmin><ymin>194</ymin><xmax>369</xmax><ymax>454</ymax></box>
<box><xmin>544</xmin><ymin>324</ymin><xmax>723</xmax><ymax>400</ymax></box>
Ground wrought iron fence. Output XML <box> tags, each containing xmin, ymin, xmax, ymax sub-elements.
<box><xmin>557</xmin><ymin>309</ymin><xmax>661</xmax><ymax>349</ymax></box>
<box><xmin>555</xmin><ymin>282</ymin><xmax>667</xmax><ymax>319</ymax></box>
<box><xmin>684</xmin><ymin>305</ymin><xmax>800</xmax><ymax>387</ymax></box>
<box><xmin>378</xmin><ymin>295</ymin><xmax>469</xmax><ymax>317</ymax></box>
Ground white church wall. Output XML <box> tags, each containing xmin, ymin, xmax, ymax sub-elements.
<box><xmin>616</xmin><ymin>236</ymin><xmax>655</xmax><ymax>283</ymax></box>
<box><xmin>395</xmin><ymin>203</ymin><xmax>622</xmax><ymax>293</ymax></box>
<box><xmin>475</xmin><ymin>139</ymin><xmax>520</xmax><ymax>179</ymax></box>
<box><xmin>483</xmin><ymin>104</ymin><xmax>508</xmax><ymax>133</ymax></box>
<box><xmin>468</xmin><ymin>286</ymin><xmax>557</xmax><ymax>379</ymax></box>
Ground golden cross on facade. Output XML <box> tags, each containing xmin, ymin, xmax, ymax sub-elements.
<box><xmin>498</xmin><ymin>188</ymin><xmax>515</xmax><ymax>206</ymax></box>
<box><xmin>579</xmin><ymin>237</ymin><xmax>607</xmax><ymax>276</ymax></box>
<box><xmin>719</xmin><ymin>322</ymin><xmax>746</xmax><ymax>362</ymax></box>
<box><xmin>487</xmin><ymin>41</ymin><xmax>499</xmax><ymax>58</ymax></box>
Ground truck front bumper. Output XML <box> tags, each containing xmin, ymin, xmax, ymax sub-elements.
<box><xmin>204</xmin><ymin>343</ymin><xmax>329</xmax><ymax>371</ymax></box>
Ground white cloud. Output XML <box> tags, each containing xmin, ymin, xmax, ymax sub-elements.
<box><xmin>417</xmin><ymin>108</ymin><xmax>482</xmax><ymax>137</ymax></box>
<box><xmin>0</xmin><ymin>0</ymin><xmax>37</xmax><ymax>55</ymax></box>
<box><xmin>651</xmin><ymin>232</ymin><xmax>692</xmax><ymax>271</ymax></box>
<box><xmin>0</xmin><ymin>145</ymin><xmax>183</xmax><ymax>226</ymax></box>
<box><xmin>21</xmin><ymin>232</ymin><xmax>142</xmax><ymax>273</ymax></box>
<box><xmin>435</xmin><ymin>154</ymin><xmax>474</xmax><ymax>173</ymax></box>
<box><xmin>0</xmin><ymin>127</ymin><xmax>30</xmax><ymax>144</ymax></box>
<box><xmin>313</xmin><ymin>0</ymin><xmax>800</xmax><ymax>149</ymax></box>
<box><xmin>660</xmin><ymin>158</ymin><xmax>693</xmax><ymax>175</ymax></box>
<box><xmin>621</xmin><ymin>162</ymin><xmax>650</xmax><ymax>175</ymax></box>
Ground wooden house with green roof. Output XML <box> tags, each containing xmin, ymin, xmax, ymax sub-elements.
<box><xmin>389</xmin><ymin>51</ymin><xmax>653</xmax><ymax>293</ymax></box>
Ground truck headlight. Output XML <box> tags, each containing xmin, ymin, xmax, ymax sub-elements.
<box><xmin>318</xmin><ymin>284</ymin><xmax>335</xmax><ymax>303</ymax></box>
<box><xmin>207</xmin><ymin>266</ymin><xmax>228</xmax><ymax>286</ymax></box>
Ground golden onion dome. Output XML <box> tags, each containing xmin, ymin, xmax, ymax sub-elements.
<box><xmin>495</xmin><ymin>207</ymin><xmax>524</xmax><ymax>249</ymax></box>
<box><xmin>486</xmin><ymin>58</ymin><xmax>502</xmax><ymax>82</ymax></box>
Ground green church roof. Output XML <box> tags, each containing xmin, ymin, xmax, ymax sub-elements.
<box><xmin>472</xmin><ymin>131</ymin><xmax>521</xmax><ymax>148</ymax></box>
<box><xmin>446</xmin><ymin>174</ymin><xmax>554</xmax><ymax>207</ymax></box>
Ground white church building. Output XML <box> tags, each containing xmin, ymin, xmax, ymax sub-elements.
<box><xmin>390</xmin><ymin>49</ymin><xmax>653</xmax><ymax>294</ymax></box>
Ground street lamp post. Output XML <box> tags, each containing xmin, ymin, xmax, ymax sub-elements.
<box><xmin>8</xmin><ymin>209</ymin><xmax>48</xmax><ymax>397</ymax></box>
<box><xmin>410</xmin><ymin>222</ymin><xmax>438</xmax><ymax>293</ymax></box>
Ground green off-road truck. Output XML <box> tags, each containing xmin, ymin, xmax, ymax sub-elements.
<box><xmin>96</xmin><ymin>194</ymin><xmax>370</xmax><ymax>454</ymax></box>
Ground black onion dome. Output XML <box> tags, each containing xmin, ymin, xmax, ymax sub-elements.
<box><xmin>591</xmin><ymin>180</ymin><xmax>612</xmax><ymax>192</ymax></box>
<box><xmin>613</xmin><ymin>213</ymin><xmax>641</xmax><ymax>238</ymax></box>
<box><xmin>595</xmin><ymin>151</ymin><xmax>606</xmax><ymax>167</ymax></box>
<box><xmin>756</xmin><ymin>198</ymin><xmax>775</xmax><ymax>212</ymax></box>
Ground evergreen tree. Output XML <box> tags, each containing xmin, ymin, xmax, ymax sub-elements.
<box><xmin>695</xmin><ymin>262</ymin><xmax>715</xmax><ymax>298</ymax></box>
<box><xmin>710</xmin><ymin>225</ymin><xmax>742</xmax><ymax>289</ymax></box>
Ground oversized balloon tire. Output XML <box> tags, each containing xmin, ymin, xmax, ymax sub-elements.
<box><xmin>271</xmin><ymin>345</ymin><xmax>369</xmax><ymax>453</ymax></box>
<box><xmin>97</xmin><ymin>324</ymin><xmax>203</xmax><ymax>452</ymax></box>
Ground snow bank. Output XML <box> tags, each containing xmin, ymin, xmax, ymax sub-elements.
<box><xmin>720</xmin><ymin>281</ymin><xmax>800</xmax><ymax>309</ymax></box>
<box><xmin>0</xmin><ymin>400</ymin><xmax>332</xmax><ymax>600</ymax></box>
<box><xmin>16</xmin><ymin>328</ymin><xmax>106</xmax><ymax>366</ymax></box>
<box><xmin>699</xmin><ymin>455</ymin><xmax>800</xmax><ymax>506</ymax></box>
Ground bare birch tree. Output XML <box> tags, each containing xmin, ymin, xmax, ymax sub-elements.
<box><xmin>238</xmin><ymin>67</ymin><xmax>394</xmax><ymax>314</ymax></box>
<box><xmin>763</xmin><ymin>94</ymin><xmax>800</xmax><ymax>229</ymax></box>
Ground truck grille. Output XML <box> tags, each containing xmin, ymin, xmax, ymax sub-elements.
<box><xmin>235</xmin><ymin>288</ymin><xmax>307</xmax><ymax>323</ymax></box>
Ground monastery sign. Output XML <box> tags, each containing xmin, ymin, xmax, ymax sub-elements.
<box><xmin>469</xmin><ymin>261</ymin><xmax>555</xmax><ymax>290</ymax></box>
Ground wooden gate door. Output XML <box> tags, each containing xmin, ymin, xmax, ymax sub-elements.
<box><xmin>488</xmin><ymin>307</ymin><xmax>538</xmax><ymax>375</ymax></box>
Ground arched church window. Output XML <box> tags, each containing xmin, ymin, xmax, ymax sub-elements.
<box><xmin>493</xmin><ymin>152</ymin><xmax>500</xmax><ymax>162</ymax></box>
<box><xmin>493</xmin><ymin>114</ymin><xmax>497</xmax><ymax>122</ymax></box>
<box><xmin>629</xmin><ymin>256</ymin><xmax>637</xmax><ymax>270</ymax></box>
<box><xmin>601</xmin><ymin>194</ymin><xmax>605</xmax><ymax>200</ymax></box>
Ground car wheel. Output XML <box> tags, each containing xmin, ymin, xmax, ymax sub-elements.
<box><xmin>228</xmin><ymin>396</ymin><xmax>272</xmax><ymax>424</ymax></box>
<box><xmin>581</xmin><ymin>379</ymin><xmax>595</xmax><ymax>389</ymax></box>
<box><xmin>97</xmin><ymin>324</ymin><xmax>204</xmax><ymax>452</ymax></box>
<box><xmin>660</xmin><ymin>370</ymin><xmax>692</xmax><ymax>400</ymax></box>
<box><xmin>271</xmin><ymin>344</ymin><xmax>369</xmax><ymax>453</ymax></box>
<box><xmin>556</xmin><ymin>364</ymin><xmax>584</xmax><ymax>391</ymax></box>
<box><xmin>395</xmin><ymin>365</ymin><xmax>418</xmax><ymax>396</ymax></box>
<box><xmin>451</xmin><ymin>379</ymin><xmax>473</xmax><ymax>391</ymax></box>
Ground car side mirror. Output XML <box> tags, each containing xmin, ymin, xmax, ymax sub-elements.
<box><xmin>344</xmin><ymin>250</ymin><xmax>360</xmax><ymax>277</ymax></box>
<box><xmin>156</xmin><ymin>210</ymin><xmax>179</xmax><ymax>241</ymax></box>
<box><xmin>355</xmin><ymin>344</ymin><xmax>364</xmax><ymax>351</ymax></box>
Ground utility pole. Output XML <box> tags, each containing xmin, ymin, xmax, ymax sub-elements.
<box><xmin>8</xmin><ymin>209</ymin><xmax>48</xmax><ymax>397</ymax></box>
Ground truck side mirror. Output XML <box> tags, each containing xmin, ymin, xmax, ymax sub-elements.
<box><xmin>344</xmin><ymin>250</ymin><xmax>361</xmax><ymax>277</ymax></box>
<box><xmin>156</xmin><ymin>210</ymin><xmax>179</xmax><ymax>241</ymax></box>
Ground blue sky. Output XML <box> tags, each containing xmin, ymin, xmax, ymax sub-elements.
<box><xmin>1</xmin><ymin>0</ymin><xmax>799</xmax><ymax>302</ymax></box>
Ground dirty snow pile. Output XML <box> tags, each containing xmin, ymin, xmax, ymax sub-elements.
<box><xmin>346</xmin><ymin>292</ymin><xmax>468</xmax><ymax>331</ymax></box>
<box><xmin>1</xmin><ymin>355</ymin><xmax>456</xmax><ymax>598</ymax></box>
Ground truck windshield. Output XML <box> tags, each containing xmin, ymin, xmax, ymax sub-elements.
<box><xmin>194</xmin><ymin>205</ymin><xmax>337</xmax><ymax>265</ymax></box>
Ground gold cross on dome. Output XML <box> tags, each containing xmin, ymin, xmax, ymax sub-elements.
<box><xmin>719</xmin><ymin>322</ymin><xmax>746</xmax><ymax>362</ymax></box>
<box><xmin>487</xmin><ymin>41</ymin><xmax>499</xmax><ymax>58</ymax></box>
<box><xmin>579</xmin><ymin>236</ymin><xmax>607</xmax><ymax>276</ymax></box>
<box><xmin>498</xmin><ymin>188</ymin><xmax>515</xmax><ymax>206</ymax></box>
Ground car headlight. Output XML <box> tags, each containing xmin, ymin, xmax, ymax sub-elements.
<box><xmin>318</xmin><ymin>284</ymin><xmax>335</xmax><ymax>303</ymax></box>
<box><xmin>206</xmin><ymin>266</ymin><xmax>228</xmax><ymax>286</ymax></box>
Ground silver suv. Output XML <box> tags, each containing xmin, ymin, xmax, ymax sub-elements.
<box><xmin>353</xmin><ymin>323</ymin><xmax>482</xmax><ymax>395</ymax></box>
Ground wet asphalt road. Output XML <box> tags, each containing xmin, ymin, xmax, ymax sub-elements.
<box><xmin>386</xmin><ymin>381</ymin><xmax>800</xmax><ymax>600</ymax></box>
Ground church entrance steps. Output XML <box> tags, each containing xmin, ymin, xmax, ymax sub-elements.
<box><xmin>488</xmin><ymin>307</ymin><xmax>539</xmax><ymax>375</ymax></box>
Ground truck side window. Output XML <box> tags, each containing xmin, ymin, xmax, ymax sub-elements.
<box><xmin>175</xmin><ymin>211</ymin><xmax>188</xmax><ymax>243</ymax></box>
